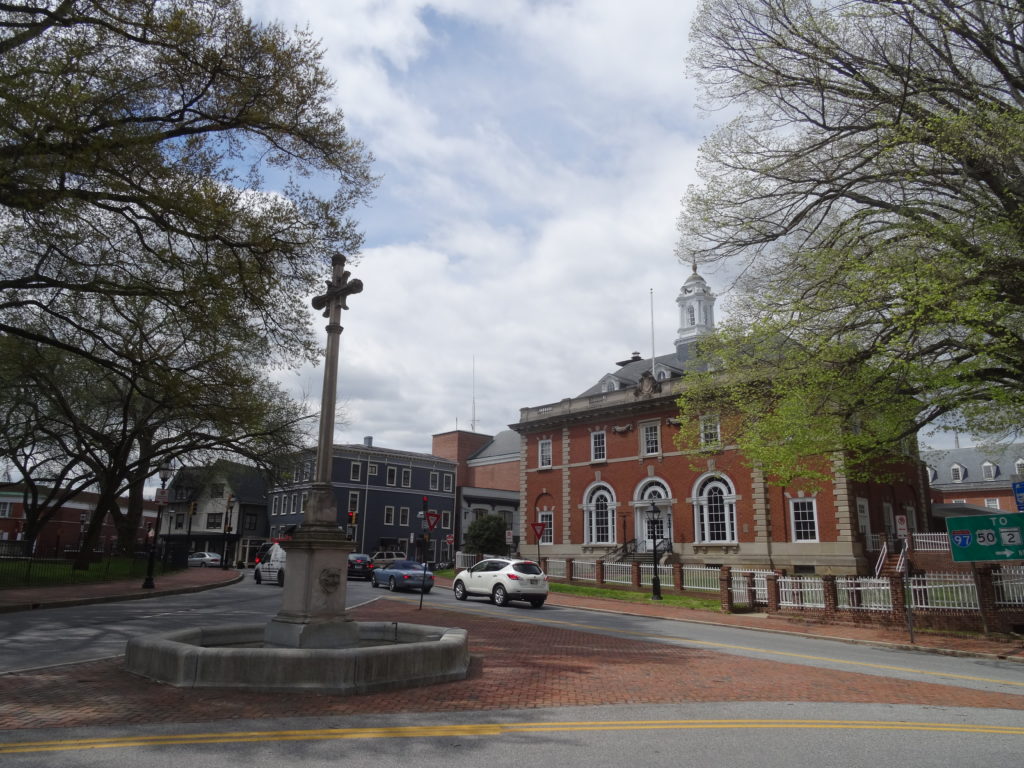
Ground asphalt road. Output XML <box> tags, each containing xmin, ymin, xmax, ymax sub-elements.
<box><xmin>3</xmin><ymin>577</ymin><xmax>1024</xmax><ymax>766</ymax></box>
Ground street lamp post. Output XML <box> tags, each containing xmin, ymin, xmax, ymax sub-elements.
<box><xmin>646</xmin><ymin>502</ymin><xmax>663</xmax><ymax>600</ymax></box>
<box><xmin>142</xmin><ymin>460</ymin><xmax>174</xmax><ymax>589</ymax></box>
<box><xmin>222</xmin><ymin>495</ymin><xmax>235</xmax><ymax>569</ymax></box>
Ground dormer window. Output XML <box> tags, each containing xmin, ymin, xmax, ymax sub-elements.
<box><xmin>927</xmin><ymin>467</ymin><xmax>937</xmax><ymax>482</ymax></box>
<box><xmin>950</xmin><ymin>464</ymin><xmax>965</xmax><ymax>482</ymax></box>
<box><xmin>982</xmin><ymin>461</ymin><xmax>998</xmax><ymax>481</ymax></box>
<box><xmin>1017</xmin><ymin>459</ymin><xmax>1024</xmax><ymax>477</ymax></box>
<box><xmin>603</xmin><ymin>378</ymin><xmax>618</xmax><ymax>393</ymax></box>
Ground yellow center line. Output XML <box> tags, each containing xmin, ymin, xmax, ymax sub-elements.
<box><xmin>3</xmin><ymin>719</ymin><xmax>1023</xmax><ymax>754</ymax></box>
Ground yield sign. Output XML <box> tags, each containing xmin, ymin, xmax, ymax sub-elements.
<box><xmin>530</xmin><ymin>521</ymin><xmax>548</xmax><ymax>540</ymax></box>
<box><xmin>425</xmin><ymin>511</ymin><xmax>441</xmax><ymax>531</ymax></box>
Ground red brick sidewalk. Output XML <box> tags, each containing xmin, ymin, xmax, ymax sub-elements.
<box><xmin>1</xmin><ymin>597</ymin><xmax>1023</xmax><ymax>732</ymax></box>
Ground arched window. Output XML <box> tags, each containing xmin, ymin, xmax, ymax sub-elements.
<box><xmin>695</xmin><ymin>475</ymin><xmax>737</xmax><ymax>543</ymax></box>
<box><xmin>584</xmin><ymin>485</ymin><xmax>615</xmax><ymax>544</ymax></box>
<box><xmin>638</xmin><ymin>480</ymin><xmax>671</xmax><ymax>544</ymax></box>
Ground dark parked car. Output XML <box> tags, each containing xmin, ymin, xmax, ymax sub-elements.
<box><xmin>370</xmin><ymin>560</ymin><xmax>434</xmax><ymax>593</ymax></box>
<box><xmin>347</xmin><ymin>553</ymin><xmax>374</xmax><ymax>580</ymax></box>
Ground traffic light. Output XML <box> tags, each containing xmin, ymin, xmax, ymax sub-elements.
<box><xmin>422</xmin><ymin>496</ymin><xmax>429</xmax><ymax>513</ymax></box>
<box><xmin>189</xmin><ymin>501</ymin><xmax>197</xmax><ymax>515</ymax></box>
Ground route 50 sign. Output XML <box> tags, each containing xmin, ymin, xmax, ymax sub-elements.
<box><xmin>946</xmin><ymin>514</ymin><xmax>1024</xmax><ymax>562</ymax></box>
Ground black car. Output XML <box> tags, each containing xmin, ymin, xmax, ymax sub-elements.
<box><xmin>347</xmin><ymin>552</ymin><xmax>374</xmax><ymax>580</ymax></box>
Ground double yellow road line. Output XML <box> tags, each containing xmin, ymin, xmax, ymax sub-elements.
<box><xmin>3</xmin><ymin>719</ymin><xmax>1024</xmax><ymax>754</ymax></box>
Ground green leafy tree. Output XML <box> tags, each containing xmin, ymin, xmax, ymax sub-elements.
<box><xmin>677</xmin><ymin>0</ymin><xmax>1024</xmax><ymax>477</ymax></box>
<box><xmin>463</xmin><ymin>515</ymin><xmax>510</xmax><ymax>556</ymax></box>
<box><xmin>0</xmin><ymin>1</ymin><xmax>376</xmax><ymax>373</ymax></box>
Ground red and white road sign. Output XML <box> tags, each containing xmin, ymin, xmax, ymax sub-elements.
<box><xmin>530</xmin><ymin>521</ymin><xmax>548</xmax><ymax>540</ymax></box>
<box><xmin>426</xmin><ymin>511</ymin><xmax>441</xmax><ymax>530</ymax></box>
<box><xmin>445</xmin><ymin>534</ymin><xmax>454</xmax><ymax>545</ymax></box>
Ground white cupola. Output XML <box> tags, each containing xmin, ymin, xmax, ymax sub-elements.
<box><xmin>675</xmin><ymin>262</ymin><xmax>716</xmax><ymax>364</ymax></box>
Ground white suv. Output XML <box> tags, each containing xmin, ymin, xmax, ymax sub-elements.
<box><xmin>452</xmin><ymin>558</ymin><xmax>549</xmax><ymax>608</ymax></box>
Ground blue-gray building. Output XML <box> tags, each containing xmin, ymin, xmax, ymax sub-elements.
<box><xmin>268</xmin><ymin>437</ymin><xmax>457</xmax><ymax>563</ymax></box>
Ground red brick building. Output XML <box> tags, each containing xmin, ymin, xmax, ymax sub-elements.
<box><xmin>512</xmin><ymin>267</ymin><xmax>929</xmax><ymax>576</ymax></box>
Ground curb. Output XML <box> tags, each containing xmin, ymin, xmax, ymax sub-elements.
<box><xmin>0</xmin><ymin>572</ymin><xmax>244</xmax><ymax>614</ymax></box>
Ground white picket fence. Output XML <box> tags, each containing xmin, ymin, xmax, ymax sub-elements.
<box><xmin>908</xmin><ymin>573</ymin><xmax>978</xmax><ymax>610</ymax></box>
<box><xmin>778</xmin><ymin>576</ymin><xmax>826</xmax><ymax>609</ymax></box>
<box><xmin>836</xmin><ymin>576</ymin><xmax>892</xmax><ymax>611</ymax></box>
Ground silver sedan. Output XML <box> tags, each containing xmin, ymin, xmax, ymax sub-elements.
<box><xmin>370</xmin><ymin>559</ymin><xmax>434</xmax><ymax>593</ymax></box>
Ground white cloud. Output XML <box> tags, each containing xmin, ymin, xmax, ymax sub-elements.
<box><xmin>249</xmin><ymin>0</ymin><xmax>711</xmax><ymax>452</ymax></box>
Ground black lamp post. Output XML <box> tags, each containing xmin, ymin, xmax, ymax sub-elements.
<box><xmin>222</xmin><ymin>495</ymin><xmax>235</xmax><ymax>569</ymax></box>
<box><xmin>142</xmin><ymin>460</ymin><xmax>174</xmax><ymax>589</ymax></box>
<box><xmin>646</xmin><ymin>502</ymin><xmax>663</xmax><ymax>600</ymax></box>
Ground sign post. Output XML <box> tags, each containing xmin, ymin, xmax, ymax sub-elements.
<box><xmin>530</xmin><ymin>521</ymin><xmax>548</xmax><ymax>565</ymax></box>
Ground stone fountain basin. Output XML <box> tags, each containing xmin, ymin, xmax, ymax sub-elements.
<box><xmin>125</xmin><ymin>622</ymin><xmax>470</xmax><ymax>694</ymax></box>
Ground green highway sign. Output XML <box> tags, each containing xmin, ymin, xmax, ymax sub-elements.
<box><xmin>946</xmin><ymin>513</ymin><xmax>1024</xmax><ymax>563</ymax></box>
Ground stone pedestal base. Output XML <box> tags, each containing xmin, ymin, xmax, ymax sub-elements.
<box><xmin>264</xmin><ymin>523</ymin><xmax>357</xmax><ymax>649</ymax></box>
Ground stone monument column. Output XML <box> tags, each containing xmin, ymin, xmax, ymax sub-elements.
<box><xmin>265</xmin><ymin>253</ymin><xmax>364</xmax><ymax>649</ymax></box>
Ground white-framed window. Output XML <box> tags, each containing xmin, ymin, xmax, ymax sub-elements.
<box><xmin>688</xmin><ymin>306</ymin><xmax>696</xmax><ymax>325</ymax></box>
<box><xmin>441</xmin><ymin>510</ymin><xmax>451</xmax><ymax>529</ymax></box>
<box><xmin>927</xmin><ymin>467</ymin><xmax>937</xmax><ymax>482</ymax></box>
<box><xmin>539</xmin><ymin>439</ymin><xmax>552</xmax><ymax>468</ymax></box>
<box><xmin>0</xmin><ymin>502</ymin><xmax>12</xmax><ymax>518</ymax></box>
<box><xmin>368</xmin><ymin>463</ymin><xmax>378</xmax><ymax>477</ymax></box>
<box><xmin>790</xmin><ymin>498</ymin><xmax>819</xmax><ymax>542</ymax></box>
<box><xmin>401</xmin><ymin>468</ymin><xmax>412</xmax><ymax>487</ymax></box>
<box><xmin>982</xmin><ymin>462</ymin><xmax>997</xmax><ymax>480</ymax></box>
<box><xmin>302</xmin><ymin>461</ymin><xmax>313</xmax><ymax>481</ymax></box>
<box><xmin>1016</xmin><ymin>458</ymin><xmax>1024</xmax><ymax>477</ymax></box>
<box><xmin>952</xmin><ymin>499</ymin><xmax>966</xmax><ymax>504</ymax></box>
<box><xmin>347</xmin><ymin>491</ymin><xmax>359</xmax><ymax>516</ymax></box>
<box><xmin>591</xmin><ymin>430</ymin><xmax>606</xmax><ymax>462</ymax></box>
<box><xmin>300</xmin><ymin>492</ymin><xmax>307</xmax><ymax>513</ymax></box>
<box><xmin>290</xmin><ymin>493</ymin><xmax>298</xmax><ymax>514</ymax></box>
<box><xmin>271</xmin><ymin>496</ymin><xmax>279</xmax><ymax>516</ymax></box>
<box><xmin>429</xmin><ymin>471</ymin><xmax>439</xmax><ymax>491</ymax></box>
<box><xmin>603</xmin><ymin>378</ymin><xmax>618</xmax><ymax>393</ymax></box>
<box><xmin>443</xmin><ymin>473</ymin><xmax>453</xmax><ymax>492</ymax></box>
<box><xmin>985</xmin><ymin>498</ymin><xmax>1000</xmax><ymax>509</ymax></box>
<box><xmin>539</xmin><ymin>511</ymin><xmax>554</xmax><ymax>544</ymax></box>
<box><xmin>641</xmin><ymin>422</ymin><xmax>660</xmax><ymax>456</ymax></box>
<box><xmin>399</xmin><ymin>507</ymin><xmax>410</xmax><ymax>526</ymax></box>
<box><xmin>386</xmin><ymin>466</ymin><xmax>397</xmax><ymax>486</ymax></box>
<box><xmin>700</xmin><ymin>415</ymin><xmax>721</xmax><ymax>447</ymax></box>
<box><xmin>950</xmin><ymin>464</ymin><xmax>964</xmax><ymax>482</ymax></box>
<box><xmin>384</xmin><ymin>506</ymin><xmax>395</xmax><ymax>526</ymax></box>
<box><xmin>207</xmin><ymin>513</ymin><xmax>223</xmax><ymax>529</ymax></box>
<box><xmin>695</xmin><ymin>475</ymin><xmax>737</xmax><ymax>543</ymax></box>
<box><xmin>584</xmin><ymin>484</ymin><xmax>615</xmax><ymax>544</ymax></box>
<box><xmin>350</xmin><ymin>462</ymin><xmax>362</xmax><ymax>482</ymax></box>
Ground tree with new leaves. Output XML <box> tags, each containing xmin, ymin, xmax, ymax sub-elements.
<box><xmin>0</xmin><ymin>0</ymin><xmax>376</xmax><ymax>373</ymax></box>
<box><xmin>463</xmin><ymin>515</ymin><xmax>510</xmax><ymax>557</ymax></box>
<box><xmin>676</xmin><ymin>0</ymin><xmax>1024</xmax><ymax>480</ymax></box>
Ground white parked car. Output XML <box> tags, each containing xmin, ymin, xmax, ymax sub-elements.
<box><xmin>253</xmin><ymin>543</ymin><xmax>286</xmax><ymax>586</ymax></box>
<box><xmin>452</xmin><ymin>558</ymin><xmax>549</xmax><ymax>608</ymax></box>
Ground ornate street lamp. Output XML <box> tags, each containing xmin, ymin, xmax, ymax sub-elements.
<box><xmin>646</xmin><ymin>501</ymin><xmax>663</xmax><ymax>600</ymax></box>
<box><xmin>142</xmin><ymin>460</ymin><xmax>174</xmax><ymax>589</ymax></box>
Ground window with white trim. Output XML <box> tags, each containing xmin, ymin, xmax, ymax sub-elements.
<box><xmin>700</xmin><ymin>415</ymin><xmax>721</xmax><ymax>447</ymax></box>
<box><xmin>441</xmin><ymin>510</ymin><xmax>451</xmax><ymax>529</ymax></box>
<box><xmin>384</xmin><ymin>506</ymin><xmax>395</xmax><ymax>525</ymax></box>
<box><xmin>539</xmin><ymin>511</ymin><xmax>554</xmax><ymax>544</ymax></box>
<box><xmin>443</xmin><ymin>473</ymin><xmax>453</xmax><ymax>492</ymax></box>
<box><xmin>429</xmin><ymin>471</ymin><xmax>439</xmax><ymax>491</ymax></box>
<box><xmin>271</xmin><ymin>496</ymin><xmax>279</xmax><ymax>516</ymax></box>
<box><xmin>640</xmin><ymin>422</ymin><xmax>660</xmax><ymax>456</ymax></box>
<box><xmin>539</xmin><ymin>439</ymin><xmax>552</xmax><ymax>468</ymax></box>
<box><xmin>347</xmin><ymin>491</ymin><xmax>359</xmax><ymax>517</ymax></box>
<box><xmin>399</xmin><ymin>507</ymin><xmax>409</xmax><ymax>526</ymax></box>
<box><xmin>401</xmin><ymin>468</ymin><xmax>411</xmax><ymax>487</ymax></box>
<box><xmin>0</xmin><ymin>502</ymin><xmax>12</xmax><ymax>518</ymax></box>
<box><xmin>790</xmin><ymin>498</ymin><xmax>819</xmax><ymax>542</ymax></box>
<box><xmin>300</xmin><ymin>492</ymin><xmax>307</xmax><ymax>513</ymax></box>
<box><xmin>584</xmin><ymin>486</ymin><xmax>615</xmax><ymax>544</ymax></box>
<box><xmin>591</xmin><ymin>430</ymin><xmax>606</xmax><ymax>462</ymax></box>
<box><xmin>290</xmin><ymin>494</ymin><xmax>297</xmax><ymax>514</ymax></box>
<box><xmin>950</xmin><ymin>464</ymin><xmax>964</xmax><ymax>482</ymax></box>
<box><xmin>386</xmin><ymin>466</ymin><xmax>396</xmax><ymax>486</ymax></box>
<box><xmin>1016</xmin><ymin>458</ymin><xmax>1024</xmax><ymax>477</ymax></box>
<box><xmin>952</xmin><ymin>499</ymin><xmax>966</xmax><ymax>504</ymax></box>
<box><xmin>985</xmin><ymin>498</ymin><xmax>1000</xmax><ymax>509</ymax></box>
<box><xmin>350</xmin><ymin>462</ymin><xmax>361</xmax><ymax>482</ymax></box>
<box><xmin>982</xmin><ymin>462</ymin><xmax>997</xmax><ymax>480</ymax></box>
<box><xmin>368</xmin><ymin>463</ymin><xmax>378</xmax><ymax>477</ymax></box>
<box><xmin>695</xmin><ymin>475</ymin><xmax>737</xmax><ymax>543</ymax></box>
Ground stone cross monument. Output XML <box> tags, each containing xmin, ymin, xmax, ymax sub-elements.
<box><xmin>265</xmin><ymin>253</ymin><xmax>364</xmax><ymax>648</ymax></box>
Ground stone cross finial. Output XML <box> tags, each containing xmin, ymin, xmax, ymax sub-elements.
<box><xmin>311</xmin><ymin>254</ymin><xmax>364</xmax><ymax>317</ymax></box>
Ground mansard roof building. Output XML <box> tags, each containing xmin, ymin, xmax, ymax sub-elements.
<box><xmin>511</xmin><ymin>265</ymin><xmax>929</xmax><ymax>576</ymax></box>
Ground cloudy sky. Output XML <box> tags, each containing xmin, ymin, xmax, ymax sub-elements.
<box><xmin>243</xmin><ymin>0</ymin><xmax>957</xmax><ymax>456</ymax></box>
<box><xmin>243</xmin><ymin>0</ymin><xmax>716</xmax><ymax>453</ymax></box>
